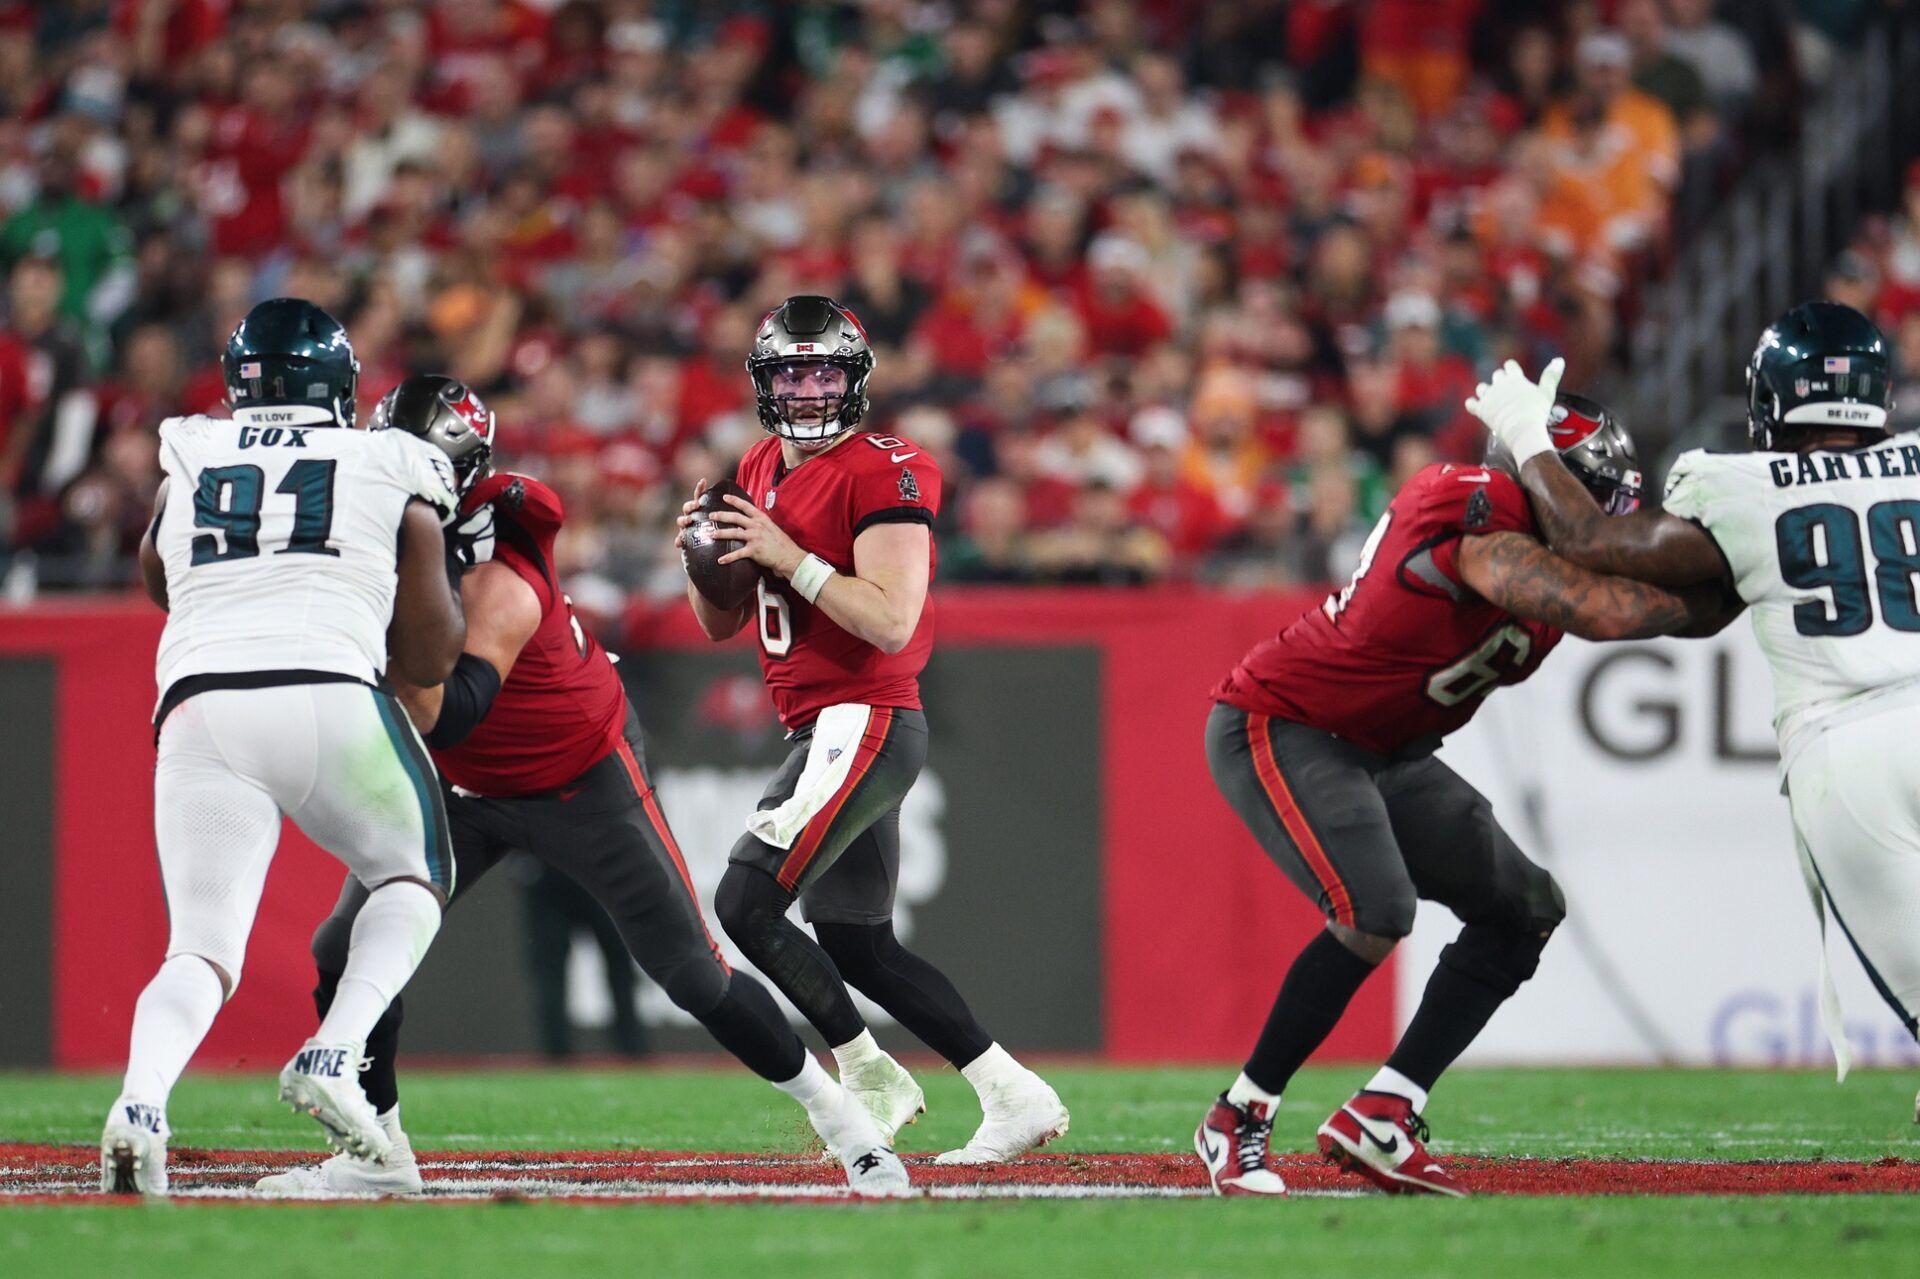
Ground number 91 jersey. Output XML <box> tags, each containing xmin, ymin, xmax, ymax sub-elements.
<box><xmin>152</xmin><ymin>414</ymin><xmax>458</xmax><ymax>705</ymax></box>
<box><xmin>1213</xmin><ymin>463</ymin><xmax>1561</xmax><ymax>757</ymax></box>
<box><xmin>1663</xmin><ymin>443</ymin><xmax>1920</xmax><ymax>770</ymax></box>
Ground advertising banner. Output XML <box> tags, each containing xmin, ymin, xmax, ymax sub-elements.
<box><xmin>1431</xmin><ymin>630</ymin><xmax>1920</xmax><ymax>1070</ymax></box>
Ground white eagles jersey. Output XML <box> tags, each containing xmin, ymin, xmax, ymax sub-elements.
<box><xmin>1663</xmin><ymin>439</ymin><xmax>1920</xmax><ymax>771</ymax></box>
<box><xmin>152</xmin><ymin>413</ymin><xmax>458</xmax><ymax>706</ymax></box>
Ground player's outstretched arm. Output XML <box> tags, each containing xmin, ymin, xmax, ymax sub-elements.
<box><xmin>138</xmin><ymin>479</ymin><xmax>169</xmax><ymax>611</ymax></box>
<box><xmin>1516</xmin><ymin>453</ymin><xmax>1728</xmax><ymax>589</ymax></box>
<box><xmin>388</xmin><ymin>500</ymin><xmax>467</xmax><ymax>686</ymax></box>
<box><xmin>397</xmin><ymin>559</ymin><xmax>542</xmax><ymax>741</ymax></box>
<box><xmin>1457</xmin><ymin>530</ymin><xmax>1741</xmax><ymax>641</ymax></box>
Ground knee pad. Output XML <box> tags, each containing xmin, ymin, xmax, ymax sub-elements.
<box><xmin>653</xmin><ymin>953</ymin><xmax>730</xmax><ymax>1020</ymax></box>
<box><xmin>714</xmin><ymin>863</ymin><xmax>792</xmax><ymax>957</ymax></box>
<box><xmin>1437</xmin><ymin>924</ymin><xmax>1555</xmax><ymax>1000</ymax></box>
<box><xmin>1351</xmin><ymin>885</ymin><xmax>1418</xmax><ymax>942</ymax></box>
<box><xmin>310</xmin><ymin>910</ymin><xmax>355</xmax><ymax>976</ymax></box>
<box><xmin>812</xmin><ymin>921</ymin><xmax>898</xmax><ymax>985</ymax></box>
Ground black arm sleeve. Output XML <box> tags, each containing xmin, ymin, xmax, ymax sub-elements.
<box><xmin>424</xmin><ymin>653</ymin><xmax>502</xmax><ymax>749</ymax></box>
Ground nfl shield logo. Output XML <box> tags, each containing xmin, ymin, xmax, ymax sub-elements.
<box><xmin>240</xmin><ymin>361</ymin><xmax>262</xmax><ymax>379</ymax></box>
<box><xmin>1795</xmin><ymin>378</ymin><xmax>1811</xmax><ymax>396</ymax></box>
<box><xmin>1824</xmin><ymin>356</ymin><xmax>1851</xmax><ymax>373</ymax></box>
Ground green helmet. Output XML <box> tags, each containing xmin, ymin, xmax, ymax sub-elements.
<box><xmin>223</xmin><ymin>298</ymin><xmax>360</xmax><ymax>428</ymax></box>
<box><xmin>1746</xmin><ymin>301</ymin><xmax>1892</xmax><ymax>450</ymax></box>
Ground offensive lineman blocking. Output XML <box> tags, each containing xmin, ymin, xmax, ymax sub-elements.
<box><xmin>103</xmin><ymin>301</ymin><xmax>465</xmax><ymax>1194</ymax></box>
<box><xmin>1472</xmin><ymin>302</ymin><xmax>1920</xmax><ymax>1110</ymax></box>
<box><xmin>261</xmin><ymin>376</ymin><xmax>906</xmax><ymax>1198</ymax></box>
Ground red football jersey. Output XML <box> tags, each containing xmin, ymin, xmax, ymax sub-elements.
<box><xmin>1214</xmin><ymin>463</ymin><xmax>1562</xmax><ymax>756</ymax></box>
<box><xmin>432</xmin><ymin>473</ymin><xmax>629</xmax><ymax>796</ymax></box>
<box><xmin>734</xmin><ymin>430</ymin><xmax>941</xmax><ymax>729</ymax></box>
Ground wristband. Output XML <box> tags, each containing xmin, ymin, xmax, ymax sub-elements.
<box><xmin>790</xmin><ymin>552</ymin><xmax>834</xmax><ymax>603</ymax></box>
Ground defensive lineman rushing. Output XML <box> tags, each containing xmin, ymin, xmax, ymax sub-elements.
<box><xmin>679</xmin><ymin>296</ymin><xmax>1069</xmax><ymax>1162</ymax></box>
<box><xmin>104</xmin><ymin>301</ymin><xmax>466</xmax><ymax>1194</ymax></box>
<box><xmin>259</xmin><ymin>376</ymin><xmax>906</xmax><ymax>1198</ymax></box>
<box><xmin>1195</xmin><ymin>395</ymin><xmax>1735</xmax><ymax>1196</ymax></box>
<box><xmin>1471</xmin><ymin>302</ymin><xmax>1920</xmax><ymax>1112</ymax></box>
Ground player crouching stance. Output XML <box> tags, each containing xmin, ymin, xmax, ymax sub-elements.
<box><xmin>679</xmin><ymin>296</ymin><xmax>1067</xmax><ymax>1163</ymax></box>
<box><xmin>257</xmin><ymin>376</ymin><xmax>906</xmax><ymax>1199</ymax></box>
<box><xmin>1195</xmin><ymin>397</ymin><xmax>1734</xmax><ymax>1196</ymax></box>
<box><xmin>104</xmin><ymin>302</ymin><xmax>466</xmax><ymax>1193</ymax></box>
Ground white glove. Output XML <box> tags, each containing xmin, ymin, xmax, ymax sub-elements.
<box><xmin>1465</xmin><ymin>357</ymin><xmax>1564</xmax><ymax>464</ymax></box>
<box><xmin>447</xmin><ymin>504</ymin><xmax>496</xmax><ymax>570</ymax></box>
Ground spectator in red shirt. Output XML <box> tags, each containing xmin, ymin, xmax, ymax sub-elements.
<box><xmin>1125</xmin><ymin>405</ymin><xmax>1229</xmax><ymax>562</ymax></box>
<box><xmin>1076</xmin><ymin>234</ymin><xmax>1174</xmax><ymax>359</ymax></box>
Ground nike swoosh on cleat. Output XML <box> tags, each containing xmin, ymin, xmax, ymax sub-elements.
<box><xmin>1198</xmin><ymin>1129</ymin><xmax>1226</xmax><ymax>1166</ymax></box>
<box><xmin>891</xmin><ymin>451</ymin><xmax>919</xmax><ymax>463</ymax></box>
<box><xmin>1347</xmin><ymin>1113</ymin><xmax>1402</xmax><ymax>1156</ymax></box>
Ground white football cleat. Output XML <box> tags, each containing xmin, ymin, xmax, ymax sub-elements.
<box><xmin>278</xmin><ymin>1040</ymin><xmax>391</xmax><ymax>1163</ymax></box>
<box><xmin>808</xmin><ymin>1082</ymin><xmax>913</xmax><ymax>1199</ymax></box>
<box><xmin>256</xmin><ymin>1115</ymin><xmax>421</xmax><ymax>1197</ymax></box>
<box><xmin>100</xmin><ymin>1097</ymin><xmax>169</xmax><ymax>1196</ymax></box>
<box><xmin>935</xmin><ymin>1067</ymin><xmax>1070</xmax><ymax>1165</ymax></box>
<box><xmin>839</xmin><ymin>1048</ymin><xmax>926</xmax><ymax>1144</ymax></box>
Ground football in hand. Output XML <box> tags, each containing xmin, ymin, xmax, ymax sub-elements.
<box><xmin>682</xmin><ymin>479</ymin><xmax>761</xmax><ymax>611</ymax></box>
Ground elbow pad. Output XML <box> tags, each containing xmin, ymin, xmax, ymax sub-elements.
<box><xmin>425</xmin><ymin>653</ymin><xmax>502</xmax><ymax>749</ymax></box>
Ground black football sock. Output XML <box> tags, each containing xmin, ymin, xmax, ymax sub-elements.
<box><xmin>714</xmin><ymin>864</ymin><xmax>867</xmax><ymax>1048</ymax></box>
<box><xmin>359</xmin><ymin>993</ymin><xmax>404</xmax><ymax>1114</ymax></box>
<box><xmin>1242</xmin><ymin>929</ymin><xmax>1381</xmax><ymax>1095</ymax></box>
<box><xmin>1385</xmin><ymin>926</ymin><xmax>1545</xmax><ymax>1093</ymax></box>
<box><xmin>813</xmin><ymin>921</ymin><xmax>994</xmax><ymax>1068</ymax></box>
<box><xmin>317</xmin><ymin>965</ymin><xmax>404</xmax><ymax>1113</ymax></box>
<box><xmin>695</xmin><ymin>973</ymin><xmax>808</xmax><ymax>1083</ymax></box>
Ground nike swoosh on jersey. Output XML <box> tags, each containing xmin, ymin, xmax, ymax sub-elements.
<box><xmin>891</xmin><ymin>451</ymin><xmax>919</xmax><ymax>463</ymax></box>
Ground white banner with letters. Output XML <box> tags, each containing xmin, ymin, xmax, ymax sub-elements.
<box><xmin>1417</xmin><ymin>630</ymin><xmax>1920</xmax><ymax>1068</ymax></box>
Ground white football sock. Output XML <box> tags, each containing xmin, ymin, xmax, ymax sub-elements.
<box><xmin>1226</xmin><ymin>1071</ymin><xmax>1282</xmax><ymax>1111</ymax></box>
<box><xmin>1364</xmin><ymin>1065</ymin><xmax>1429</xmax><ymax>1114</ymax></box>
<box><xmin>317</xmin><ymin>882</ymin><xmax>441</xmax><ymax>1045</ymax></box>
<box><xmin>959</xmin><ymin>1042</ymin><xmax>1023</xmax><ymax>1094</ymax></box>
<box><xmin>121</xmin><ymin>954</ymin><xmax>226</xmax><ymax>1103</ymax></box>
<box><xmin>773</xmin><ymin>1053</ymin><xmax>837</xmax><ymax>1110</ymax></box>
<box><xmin>831</xmin><ymin>1029</ymin><xmax>884</xmax><ymax>1076</ymax></box>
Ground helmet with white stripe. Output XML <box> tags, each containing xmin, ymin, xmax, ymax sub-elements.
<box><xmin>1747</xmin><ymin>301</ymin><xmax>1893</xmax><ymax>451</ymax></box>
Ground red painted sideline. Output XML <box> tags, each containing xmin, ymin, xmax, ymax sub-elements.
<box><xmin>9</xmin><ymin>1145</ymin><xmax>1919</xmax><ymax>1198</ymax></box>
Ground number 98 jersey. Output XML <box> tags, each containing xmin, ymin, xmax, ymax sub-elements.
<box><xmin>1663</xmin><ymin>443</ymin><xmax>1920</xmax><ymax>772</ymax></box>
<box><xmin>152</xmin><ymin>414</ymin><xmax>458</xmax><ymax>706</ymax></box>
<box><xmin>1213</xmin><ymin>463</ymin><xmax>1561</xmax><ymax>757</ymax></box>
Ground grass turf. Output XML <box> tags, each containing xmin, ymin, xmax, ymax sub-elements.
<box><xmin>6</xmin><ymin>1064</ymin><xmax>1919</xmax><ymax>1278</ymax></box>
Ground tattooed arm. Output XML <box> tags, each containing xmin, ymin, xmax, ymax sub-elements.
<box><xmin>1516</xmin><ymin>453</ymin><xmax>1727</xmax><ymax>588</ymax></box>
<box><xmin>1457</xmin><ymin>531</ymin><xmax>1743</xmax><ymax>641</ymax></box>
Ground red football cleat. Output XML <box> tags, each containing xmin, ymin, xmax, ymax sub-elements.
<box><xmin>1316</xmin><ymin>1090</ymin><xmax>1467</xmax><ymax>1198</ymax></box>
<box><xmin>1194</xmin><ymin>1095</ymin><xmax>1288</xmax><ymax>1196</ymax></box>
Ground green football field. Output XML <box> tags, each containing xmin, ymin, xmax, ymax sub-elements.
<box><xmin>5</xmin><ymin>1064</ymin><xmax>1919</xmax><ymax>1278</ymax></box>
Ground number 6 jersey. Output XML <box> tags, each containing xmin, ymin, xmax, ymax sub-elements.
<box><xmin>1663</xmin><ymin>442</ymin><xmax>1920</xmax><ymax>773</ymax></box>
<box><xmin>734</xmin><ymin>430</ymin><xmax>942</xmax><ymax>730</ymax></box>
<box><xmin>152</xmin><ymin>414</ymin><xmax>458</xmax><ymax>705</ymax></box>
<box><xmin>1214</xmin><ymin>463</ymin><xmax>1561</xmax><ymax>757</ymax></box>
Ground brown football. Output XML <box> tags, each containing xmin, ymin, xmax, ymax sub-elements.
<box><xmin>682</xmin><ymin>479</ymin><xmax>761</xmax><ymax>611</ymax></box>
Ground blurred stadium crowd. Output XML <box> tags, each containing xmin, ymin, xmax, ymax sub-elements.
<box><xmin>0</xmin><ymin>0</ymin><xmax>1888</xmax><ymax>611</ymax></box>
